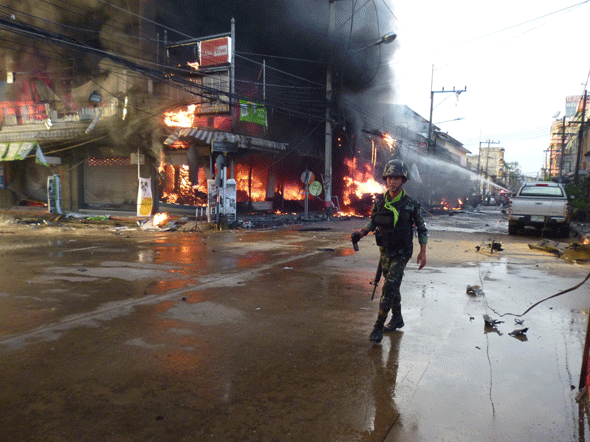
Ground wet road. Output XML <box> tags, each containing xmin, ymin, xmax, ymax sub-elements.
<box><xmin>0</xmin><ymin>208</ymin><xmax>588</xmax><ymax>441</ymax></box>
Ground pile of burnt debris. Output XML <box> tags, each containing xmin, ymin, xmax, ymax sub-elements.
<box><xmin>233</xmin><ymin>212</ymin><xmax>355</xmax><ymax>230</ymax></box>
<box><xmin>0</xmin><ymin>209</ymin><xmax>360</xmax><ymax>232</ymax></box>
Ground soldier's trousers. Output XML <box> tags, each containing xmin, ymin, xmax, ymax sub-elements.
<box><xmin>375</xmin><ymin>249</ymin><xmax>410</xmax><ymax>328</ymax></box>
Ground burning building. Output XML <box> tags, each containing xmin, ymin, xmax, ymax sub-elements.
<box><xmin>0</xmin><ymin>1</ymin><xmax>475</xmax><ymax>220</ymax></box>
<box><xmin>0</xmin><ymin>0</ymin><xmax>162</xmax><ymax>212</ymax></box>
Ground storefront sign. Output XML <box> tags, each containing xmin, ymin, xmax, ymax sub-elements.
<box><xmin>195</xmin><ymin>103</ymin><xmax>230</xmax><ymax>115</ymax></box>
<box><xmin>212</xmin><ymin>141</ymin><xmax>239</xmax><ymax>153</ymax></box>
<box><xmin>199</xmin><ymin>37</ymin><xmax>232</xmax><ymax>67</ymax></box>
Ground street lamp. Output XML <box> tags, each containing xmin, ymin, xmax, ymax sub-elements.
<box><xmin>435</xmin><ymin>117</ymin><xmax>464</xmax><ymax>125</ymax></box>
<box><xmin>351</xmin><ymin>32</ymin><xmax>397</xmax><ymax>54</ymax></box>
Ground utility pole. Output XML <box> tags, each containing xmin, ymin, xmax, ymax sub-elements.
<box><xmin>574</xmin><ymin>90</ymin><xmax>587</xmax><ymax>184</ymax></box>
<box><xmin>324</xmin><ymin>0</ymin><xmax>336</xmax><ymax>213</ymax></box>
<box><xmin>230</xmin><ymin>18</ymin><xmax>236</xmax><ymax>132</ymax></box>
<box><xmin>427</xmin><ymin>66</ymin><xmax>466</xmax><ymax>153</ymax></box>
<box><xmin>559</xmin><ymin>115</ymin><xmax>566</xmax><ymax>180</ymax></box>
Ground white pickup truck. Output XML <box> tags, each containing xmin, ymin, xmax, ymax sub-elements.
<box><xmin>507</xmin><ymin>181</ymin><xmax>570</xmax><ymax>236</ymax></box>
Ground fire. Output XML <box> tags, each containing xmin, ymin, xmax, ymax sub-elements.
<box><xmin>383</xmin><ymin>133</ymin><xmax>396</xmax><ymax>152</ymax></box>
<box><xmin>282</xmin><ymin>183</ymin><xmax>305</xmax><ymax>200</ymax></box>
<box><xmin>187</xmin><ymin>61</ymin><xmax>199</xmax><ymax>70</ymax></box>
<box><xmin>439</xmin><ymin>198</ymin><xmax>464</xmax><ymax>210</ymax></box>
<box><xmin>342</xmin><ymin>157</ymin><xmax>383</xmax><ymax>206</ymax></box>
<box><xmin>583</xmin><ymin>237</ymin><xmax>590</xmax><ymax>245</ymax></box>
<box><xmin>153</xmin><ymin>212</ymin><xmax>169</xmax><ymax>227</ymax></box>
<box><xmin>164</xmin><ymin>105</ymin><xmax>196</xmax><ymax>127</ymax></box>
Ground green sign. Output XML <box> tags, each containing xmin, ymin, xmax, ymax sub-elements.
<box><xmin>309</xmin><ymin>181</ymin><xmax>322</xmax><ymax>196</ymax></box>
<box><xmin>239</xmin><ymin>100</ymin><xmax>267</xmax><ymax>126</ymax></box>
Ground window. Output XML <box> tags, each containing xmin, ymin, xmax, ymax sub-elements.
<box><xmin>520</xmin><ymin>186</ymin><xmax>564</xmax><ymax>197</ymax></box>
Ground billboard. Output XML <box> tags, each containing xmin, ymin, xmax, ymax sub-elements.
<box><xmin>199</xmin><ymin>37</ymin><xmax>232</xmax><ymax>67</ymax></box>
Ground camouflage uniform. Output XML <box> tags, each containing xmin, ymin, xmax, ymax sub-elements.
<box><xmin>365</xmin><ymin>190</ymin><xmax>428</xmax><ymax>334</ymax></box>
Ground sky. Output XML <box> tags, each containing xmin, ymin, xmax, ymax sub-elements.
<box><xmin>381</xmin><ymin>0</ymin><xmax>590</xmax><ymax>176</ymax></box>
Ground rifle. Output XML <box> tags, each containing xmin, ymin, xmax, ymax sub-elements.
<box><xmin>370</xmin><ymin>261</ymin><xmax>382</xmax><ymax>300</ymax></box>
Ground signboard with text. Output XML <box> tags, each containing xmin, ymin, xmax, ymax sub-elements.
<box><xmin>195</xmin><ymin>103</ymin><xmax>230</xmax><ymax>115</ymax></box>
<box><xmin>199</xmin><ymin>37</ymin><xmax>232</xmax><ymax>67</ymax></box>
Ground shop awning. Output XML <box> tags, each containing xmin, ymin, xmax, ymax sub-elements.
<box><xmin>0</xmin><ymin>142</ymin><xmax>50</xmax><ymax>166</ymax></box>
<box><xmin>0</xmin><ymin>141</ymin><xmax>38</xmax><ymax>161</ymax></box>
<box><xmin>164</xmin><ymin>128</ymin><xmax>287</xmax><ymax>152</ymax></box>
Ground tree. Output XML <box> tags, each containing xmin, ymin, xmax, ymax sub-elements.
<box><xmin>504</xmin><ymin>161</ymin><xmax>523</xmax><ymax>190</ymax></box>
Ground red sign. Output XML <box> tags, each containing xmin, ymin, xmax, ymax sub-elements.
<box><xmin>199</xmin><ymin>37</ymin><xmax>231</xmax><ymax>67</ymax></box>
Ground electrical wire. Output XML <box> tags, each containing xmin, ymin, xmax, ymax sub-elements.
<box><xmin>485</xmin><ymin>270</ymin><xmax>590</xmax><ymax>318</ymax></box>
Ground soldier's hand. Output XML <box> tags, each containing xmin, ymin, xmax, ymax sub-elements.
<box><xmin>416</xmin><ymin>251</ymin><xmax>426</xmax><ymax>270</ymax></box>
<box><xmin>351</xmin><ymin>231</ymin><xmax>362</xmax><ymax>243</ymax></box>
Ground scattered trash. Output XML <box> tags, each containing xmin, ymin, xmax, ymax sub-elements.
<box><xmin>255</xmin><ymin>307</ymin><xmax>261</xmax><ymax>310</ymax></box>
<box><xmin>508</xmin><ymin>327</ymin><xmax>528</xmax><ymax>337</ymax></box>
<box><xmin>483</xmin><ymin>314</ymin><xmax>504</xmax><ymax>326</ymax></box>
<box><xmin>466</xmin><ymin>285</ymin><xmax>485</xmax><ymax>296</ymax></box>
<box><xmin>515</xmin><ymin>318</ymin><xmax>524</xmax><ymax>325</ymax></box>
<box><xmin>283</xmin><ymin>267</ymin><xmax>293</xmax><ymax>270</ymax></box>
<box><xmin>476</xmin><ymin>241</ymin><xmax>504</xmax><ymax>254</ymax></box>
<box><xmin>489</xmin><ymin>240</ymin><xmax>503</xmax><ymax>252</ymax></box>
<box><xmin>316</xmin><ymin>248</ymin><xmax>335</xmax><ymax>252</ymax></box>
<box><xmin>528</xmin><ymin>239</ymin><xmax>564</xmax><ymax>257</ymax></box>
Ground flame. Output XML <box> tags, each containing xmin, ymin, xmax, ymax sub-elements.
<box><xmin>159</xmin><ymin>164</ymin><xmax>207</xmax><ymax>206</ymax></box>
<box><xmin>383</xmin><ymin>133</ymin><xmax>396</xmax><ymax>152</ymax></box>
<box><xmin>187</xmin><ymin>61</ymin><xmax>199</xmax><ymax>70</ymax></box>
<box><xmin>583</xmin><ymin>237</ymin><xmax>590</xmax><ymax>245</ymax></box>
<box><xmin>439</xmin><ymin>198</ymin><xmax>463</xmax><ymax>210</ymax></box>
<box><xmin>282</xmin><ymin>183</ymin><xmax>305</xmax><ymax>200</ymax></box>
<box><xmin>342</xmin><ymin>157</ymin><xmax>383</xmax><ymax>207</ymax></box>
<box><xmin>164</xmin><ymin>105</ymin><xmax>196</xmax><ymax>127</ymax></box>
<box><xmin>153</xmin><ymin>212</ymin><xmax>169</xmax><ymax>227</ymax></box>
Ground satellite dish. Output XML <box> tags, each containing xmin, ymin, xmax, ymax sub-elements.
<box><xmin>552</xmin><ymin>111</ymin><xmax>561</xmax><ymax>118</ymax></box>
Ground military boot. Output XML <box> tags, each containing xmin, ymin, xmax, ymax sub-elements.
<box><xmin>369</xmin><ymin>317</ymin><xmax>386</xmax><ymax>343</ymax></box>
<box><xmin>369</xmin><ymin>326</ymin><xmax>383</xmax><ymax>343</ymax></box>
<box><xmin>383</xmin><ymin>305</ymin><xmax>404</xmax><ymax>332</ymax></box>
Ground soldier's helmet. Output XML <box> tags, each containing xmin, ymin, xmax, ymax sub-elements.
<box><xmin>382</xmin><ymin>159</ymin><xmax>409</xmax><ymax>182</ymax></box>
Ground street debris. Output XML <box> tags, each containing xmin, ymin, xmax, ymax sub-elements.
<box><xmin>475</xmin><ymin>240</ymin><xmax>504</xmax><ymax>254</ymax></box>
<box><xmin>483</xmin><ymin>314</ymin><xmax>504</xmax><ymax>326</ymax></box>
<box><xmin>528</xmin><ymin>239</ymin><xmax>564</xmax><ymax>257</ymax></box>
<box><xmin>466</xmin><ymin>285</ymin><xmax>485</xmax><ymax>296</ymax></box>
<box><xmin>528</xmin><ymin>239</ymin><xmax>590</xmax><ymax>261</ymax></box>
<box><xmin>508</xmin><ymin>327</ymin><xmax>529</xmax><ymax>337</ymax></box>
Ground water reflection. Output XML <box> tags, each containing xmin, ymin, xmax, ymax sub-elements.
<box><xmin>361</xmin><ymin>335</ymin><xmax>401</xmax><ymax>441</ymax></box>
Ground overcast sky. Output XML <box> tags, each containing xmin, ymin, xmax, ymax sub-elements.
<box><xmin>383</xmin><ymin>0</ymin><xmax>590</xmax><ymax>176</ymax></box>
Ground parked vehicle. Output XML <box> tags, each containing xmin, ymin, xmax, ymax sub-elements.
<box><xmin>507</xmin><ymin>181</ymin><xmax>570</xmax><ymax>236</ymax></box>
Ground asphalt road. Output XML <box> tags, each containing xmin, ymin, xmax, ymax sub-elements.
<box><xmin>0</xmin><ymin>208</ymin><xmax>588</xmax><ymax>441</ymax></box>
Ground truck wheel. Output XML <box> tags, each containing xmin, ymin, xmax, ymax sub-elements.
<box><xmin>508</xmin><ymin>222</ymin><xmax>519</xmax><ymax>235</ymax></box>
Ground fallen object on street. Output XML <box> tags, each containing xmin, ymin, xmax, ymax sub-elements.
<box><xmin>483</xmin><ymin>314</ymin><xmax>504</xmax><ymax>326</ymax></box>
<box><xmin>466</xmin><ymin>285</ymin><xmax>485</xmax><ymax>296</ymax></box>
<box><xmin>509</xmin><ymin>327</ymin><xmax>529</xmax><ymax>337</ymax></box>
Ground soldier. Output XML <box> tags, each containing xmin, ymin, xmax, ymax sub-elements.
<box><xmin>351</xmin><ymin>159</ymin><xmax>428</xmax><ymax>344</ymax></box>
